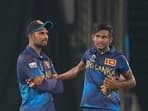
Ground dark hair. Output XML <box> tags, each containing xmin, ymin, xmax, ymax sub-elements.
<box><xmin>91</xmin><ymin>24</ymin><xmax>113</xmax><ymax>37</ymax></box>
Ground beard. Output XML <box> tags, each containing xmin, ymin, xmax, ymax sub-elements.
<box><xmin>34</xmin><ymin>41</ymin><xmax>48</xmax><ymax>50</ymax></box>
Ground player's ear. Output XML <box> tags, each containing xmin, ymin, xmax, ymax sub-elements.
<box><xmin>30</xmin><ymin>33</ymin><xmax>35</xmax><ymax>41</ymax></box>
<box><xmin>109</xmin><ymin>36</ymin><xmax>113</xmax><ymax>44</ymax></box>
<box><xmin>91</xmin><ymin>34</ymin><xmax>95</xmax><ymax>42</ymax></box>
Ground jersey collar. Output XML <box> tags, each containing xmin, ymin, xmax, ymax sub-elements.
<box><xmin>26</xmin><ymin>45</ymin><xmax>44</xmax><ymax>59</ymax></box>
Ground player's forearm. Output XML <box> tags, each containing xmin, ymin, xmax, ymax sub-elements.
<box><xmin>117</xmin><ymin>78</ymin><xmax>136</xmax><ymax>90</ymax></box>
<box><xmin>27</xmin><ymin>73</ymin><xmax>59</xmax><ymax>87</ymax></box>
<box><xmin>58</xmin><ymin>66</ymin><xmax>81</xmax><ymax>80</ymax></box>
<box><xmin>36</xmin><ymin>78</ymin><xmax>63</xmax><ymax>93</ymax></box>
<box><xmin>58</xmin><ymin>61</ymin><xmax>85</xmax><ymax>80</ymax></box>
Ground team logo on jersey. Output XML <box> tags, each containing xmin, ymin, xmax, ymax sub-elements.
<box><xmin>44</xmin><ymin>61</ymin><xmax>51</xmax><ymax>68</ymax></box>
<box><xmin>28</xmin><ymin>62</ymin><xmax>37</xmax><ymax>68</ymax></box>
<box><xmin>89</xmin><ymin>54</ymin><xmax>96</xmax><ymax>62</ymax></box>
<box><xmin>104</xmin><ymin>58</ymin><xmax>116</xmax><ymax>67</ymax></box>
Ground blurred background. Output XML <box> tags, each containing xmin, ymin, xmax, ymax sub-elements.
<box><xmin>0</xmin><ymin>0</ymin><xmax>147</xmax><ymax>111</ymax></box>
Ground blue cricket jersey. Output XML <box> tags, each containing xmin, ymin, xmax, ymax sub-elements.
<box><xmin>17</xmin><ymin>46</ymin><xmax>63</xmax><ymax>111</ymax></box>
<box><xmin>80</xmin><ymin>48</ymin><xmax>130</xmax><ymax>111</ymax></box>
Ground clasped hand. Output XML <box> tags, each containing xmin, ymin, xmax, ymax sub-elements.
<box><xmin>103</xmin><ymin>76</ymin><xmax>119</xmax><ymax>90</ymax></box>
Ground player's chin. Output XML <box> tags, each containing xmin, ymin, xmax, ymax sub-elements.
<box><xmin>43</xmin><ymin>41</ymin><xmax>48</xmax><ymax>45</ymax></box>
<box><xmin>95</xmin><ymin>44</ymin><xmax>104</xmax><ymax>49</ymax></box>
<box><xmin>96</xmin><ymin>46</ymin><xmax>105</xmax><ymax>50</ymax></box>
<box><xmin>39</xmin><ymin>44</ymin><xmax>47</xmax><ymax>49</ymax></box>
<box><xmin>42</xmin><ymin>42</ymin><xmax>48</xmax><ymax>47</ymax></box>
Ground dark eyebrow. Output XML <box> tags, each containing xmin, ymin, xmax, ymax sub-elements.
<box><xmin>95</xmin><ymin>34</ymin><xmax>109</xmax><ymax>38</ymax></box>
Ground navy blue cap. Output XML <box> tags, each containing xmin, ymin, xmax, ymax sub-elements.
<box><xmin>26</xmin><ymin>20</ymin><xmax>54</xmax><ymax>37</ymax></box>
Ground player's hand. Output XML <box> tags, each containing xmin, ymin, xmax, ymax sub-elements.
<box><xmin>26</xmin><ymin>79</ymin><xmax>35</xmax><ymax>87</ymax></box>
<box><xmin>103</xmin><ymin>76</ymin><xmax>119</xmax><ymax>90</ymax></box>
<box><xmin>26</xmin><ymin>76</ymin><xmax>44</xmax><ymax>87</ymax></box>
<box><xmin>52</xmin><ymin>74</ymin><xmax>61</xmax><ymax>79</ymax></box>
<box><xmin>33</xmin><ymin>76</ymin><xmax>44</xmax><ymax>85</ymax></box>
<box><xmin>100</xmin><ymin>84</ymin><xmax>110</xmax><ymax>95</ymax></box>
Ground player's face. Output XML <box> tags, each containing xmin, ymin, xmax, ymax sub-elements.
<box><xmin>92</xmin><ymin>30</ymin><xmax>112</xmax><ymax>51</ymax></box>
<box><xmin>32</xmin><ymin>28</ymin><xmax>49</xmax><ymax>48</ymax></box>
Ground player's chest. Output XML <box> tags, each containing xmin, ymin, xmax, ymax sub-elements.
<box><xmin>86</xmin><ymin>55</ymin><xmax>118</xmax><ymax>75</ymax></box>
<box><xmin>34</xmin><ymin>59</ymin><xmax>52</xmax><ymax>72</ymax></box>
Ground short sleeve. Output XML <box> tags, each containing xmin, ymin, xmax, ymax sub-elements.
<box><xmin>118</xmin><ymin>55</ymin><xmax>130</xmax><ymax>74</ymax></box>
<box><xmin>17</xmin><ymin>55</ymin><xmax>42</xmax><ymax>80</ymax></box>
<box><xmin>81</xmin><ymin>50</ymin><xmax>89</xmax><ymax>64</ymax></box>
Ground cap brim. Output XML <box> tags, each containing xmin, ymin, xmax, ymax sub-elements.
<box><xmin>43</xmin><ymin>21</ymin><xmax>54</xmax><ymax>30</ymax></box>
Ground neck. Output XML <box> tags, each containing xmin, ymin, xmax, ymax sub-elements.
<box><xmin>97</xmin><ymin>47</ymin><xmax>110</xmax><ymax>54</ymax></box>
<box><xmin>29</xmin><ymin>44</ymin><xmax>42</xmax><ymax>56</ymax></box>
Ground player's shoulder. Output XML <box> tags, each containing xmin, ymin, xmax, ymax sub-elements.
<box><xmin>112</xmin><ymin>50</ymin><xmax>122</xmax><ymax>56</ymax></box>
<box><xmin>112</xmin><ymin>50</ymin><xmax>127</xmax><ymax>60</ymax></box>
<box><xmin>84</xmin><ymin>48</ymin><xmax>96</xmax><ymax>55</ymax></box>
<box><xmin>17</xmin><ymin>50</ymin><xmax>34</xmax><ymax>63</ymax></box>
<box><xmin>109</xmin><ymin>47</ymin><xmax>122</xmax><ymax>56</ymax></box>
